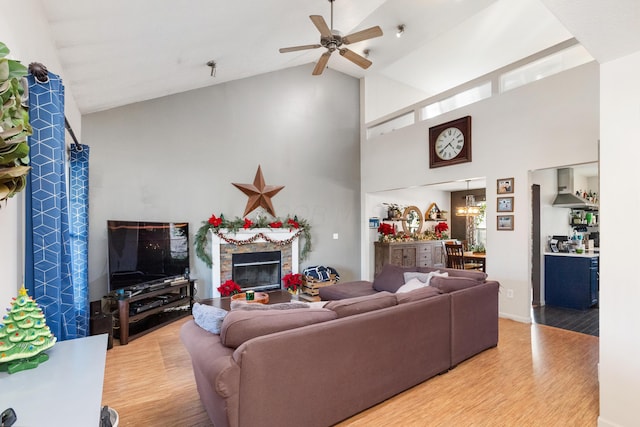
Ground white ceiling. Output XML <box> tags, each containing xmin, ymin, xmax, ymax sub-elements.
<box><xmin>37</xmin><ymin>0</ymin><xmax>640</xmax><ymax>116</ymax></box>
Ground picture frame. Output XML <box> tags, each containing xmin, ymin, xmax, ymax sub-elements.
<box><xmin>497</xmin><ymin>196</ymin><xmax>514</xmax><ymax>213</ymax></box>
<box><xmin>497</xmin><ymin>177</ymin><xmax>514</xmax><ymax>194</ymax></box>
<box><xmin>369</xmin><ymin>217</ymin><xmax>380</xmax><ymax>229</ymax></box>
<box><xmin>497</xmin><ymin>215</ymin><xmax>514</xmax><ymax>231</ymax></box>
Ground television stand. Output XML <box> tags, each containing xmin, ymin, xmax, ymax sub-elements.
<box><xmin>108</xmin><ymin>281</ymin><xmax>194</xmax><ymax>345</ymax></box>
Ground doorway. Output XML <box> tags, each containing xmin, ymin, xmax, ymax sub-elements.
<box><xmin>530</xmin><ymin>165</ymin><xmax>599</xmax><ymax>337</ymax></box>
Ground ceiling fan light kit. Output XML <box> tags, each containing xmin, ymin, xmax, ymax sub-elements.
<box><xmin>279</xmin><ymin>0</ymin><xmax>383</xmax><ymax>75</ymax></box>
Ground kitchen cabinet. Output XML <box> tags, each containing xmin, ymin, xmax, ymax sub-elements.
<box><xmin>374</xmin><ymin>241</ymin><xmax>445</xmax><ymax>275</ymax></box>
<box><xmin>544</xmin><ymin>254</ymin><xmax>598</xmax><ymax>310</ymax></box>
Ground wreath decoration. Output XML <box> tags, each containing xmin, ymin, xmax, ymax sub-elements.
<box><xmin>195</xmin><ymin>213</ymin><xmax>312</xmax><ymax>268</ymax></box>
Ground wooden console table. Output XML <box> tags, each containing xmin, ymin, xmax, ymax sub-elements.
<box><xmin>0</xmin><ymin>334</ymin><xmax>108</xmax><ymax>427</ymax></box>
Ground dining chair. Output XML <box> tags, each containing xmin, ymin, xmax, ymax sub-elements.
<box><xmin>444</xmin><ymin>243</ymin><xmax>484</xmax><ymax>271</ymax></box>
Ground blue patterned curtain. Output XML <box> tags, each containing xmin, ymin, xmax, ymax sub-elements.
<box><xmin>24</xmin><ymin>72</ymin><xmax>88</xmax><ymax>340</ymax></box>
<box><xmin>69</xmin><ymin>145</ymin><xmax>90</xmax><ymax>335</ymax></box>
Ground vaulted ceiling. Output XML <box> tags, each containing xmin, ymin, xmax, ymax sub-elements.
<box><xmin>38</xmin><ymin>0</ymin><xmax>640</xmax><ymax>115</ymax></box>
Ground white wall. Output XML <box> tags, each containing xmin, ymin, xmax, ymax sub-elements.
<box><xmin>0</xmin><ymin>0</ymin><xmax>81</xmax><ymax>306</ymax></box>
<box><xmin>599</xmin><ymin>49</ymin><xmax>640</xmax><ymax>427</ymax></box>
<box><xmin>361</xmin><ymin>61</ymin><xmax>599</xmax><ymax>322</ymax></box>
<box><xmin>84</xmin><ymin>64</ymin><xmax>361</xmax><ymax>301</ymax></box>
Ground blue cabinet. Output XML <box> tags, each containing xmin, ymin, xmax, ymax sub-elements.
<box><xmin>544</xmin><ymin>255</ymin><xmax>599</xmax><ymax>310</ymax></box>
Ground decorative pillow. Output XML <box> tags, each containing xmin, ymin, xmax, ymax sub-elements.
<box><xmin>396</xmin><ymin>277</ymin><xmax>426</xmax><ymax>293</ymax></box>
<box><xmin>403</xmin><ymin>272</ymin><xmax>431</xmax><ymax>283</ymax></box>
<box><xmin>324</xmin><ymin>291</ymin><xmax>397</xmax><ymax>318</ymax></box>
<box><xmin>373</xmin><ymin>264</ymin><xmax>412</xmax><ymax>293</ymax></box>
<box><xmin>430</xmin><ymin>276</ymin><xmax>482</xmax><ymax>293</ymax></box>
<box><xmin>192</xmin><ymin>302</ymin><xmax>228</xmax><ymax>335</ymax></box>
<box><xmin>395</xmin><ymin>286</ymin><xmax>444</xmax><ymax>304</ymax></box>
<box><xmin>220</xmin><ymin>308</ymin><xmax>337</xmax><ymax>348</ymax></box>
<box><xmin>230</xmin><ymin>301</ymin><xmax>310</xmax><ymax>311</ymax></box>
<box><xmin>402</xmin><ymin>271</ymin><xmax>448</xmax><ymax>288</ymax></box>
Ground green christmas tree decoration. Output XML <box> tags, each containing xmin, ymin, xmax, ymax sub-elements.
<box><xmin>0</xmin><ymin>286</ymin><xmax>56</xmax><ymax>374</ymax></box>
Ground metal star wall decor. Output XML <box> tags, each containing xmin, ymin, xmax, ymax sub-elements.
<box><xmin>232</xmin><ymin>165</ymin><xmax>284</xmax><ymax>217</ymax></box>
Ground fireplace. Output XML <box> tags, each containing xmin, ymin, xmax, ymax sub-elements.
<box><xmin>232</xmin><ymin>251</ymin><xmax>281</xmax><ymax>292</ymax></box>
<box><xmin>210</xmin><ymin>228</ymin><xmax>300</xmax><ymax>297</ymax></box>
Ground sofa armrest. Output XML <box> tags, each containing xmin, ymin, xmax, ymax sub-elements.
<box><xmin>180</xmin><ymin>320</ymin><xmax>240</xmax><ymax>427</ymax></box>
<box><xmin>449</xmin><ymin>280</ymin><xmax>499</xmax><ymax>366</ymax></box>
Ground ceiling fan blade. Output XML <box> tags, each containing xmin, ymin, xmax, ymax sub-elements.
<box><xmin>342</xmin><ymin>26</ymin><xmax>383</xmax><ymax>45</ymax></box>
<box><xmin>339</xmin><ymin>48</ymin><xmax>372</xmax><ymax>69</ymax></box>
<box><xmin>279</xmin><ymin>44</ymin><xmax>322</xmax><ymax>53</ymax></box>
<box><xmin>312</xmin><ymin>52</ymin><xmax>332</xmax><ymax>75</ymax></box>
<box><xmin>310</xmin><ymin>15</ymin><xmax>332</xmax><ymax>38</ymax></box>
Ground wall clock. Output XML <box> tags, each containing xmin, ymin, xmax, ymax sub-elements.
<box><xmin>429</xmin><ymin>116</ymin><xmax>472</xmax><ymax>168</ymax></box>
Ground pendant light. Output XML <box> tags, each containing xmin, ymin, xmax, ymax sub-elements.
<box><xmin>455</xmin><ymin>180</ymin><xmax>481</xmax><ymax>216</ymax></box>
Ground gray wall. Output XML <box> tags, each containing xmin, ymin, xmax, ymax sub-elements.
<box><xmin>84</xmin><ymin>64</ymin><xmax>361</xmax><ymax>300</ymax></box>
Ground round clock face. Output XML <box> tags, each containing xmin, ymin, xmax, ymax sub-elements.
<box><xmin>435</xmin><ymin>127</ymin><xmax>465</xmax><ymax>160</ymax></box>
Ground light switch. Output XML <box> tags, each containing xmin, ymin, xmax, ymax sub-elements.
<box><xmin>333</xmin><ymin>233</ymin><xmax>339</xmax><ymax>240</ymax></box>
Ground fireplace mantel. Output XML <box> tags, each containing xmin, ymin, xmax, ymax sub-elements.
<box><xmin>210</xmin><ymin>228</ymin><xmax>300</xmax><ymax>297</ymax></box>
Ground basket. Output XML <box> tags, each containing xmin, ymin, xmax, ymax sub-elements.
<box><xmin>302</xmin><ymin>274</ymin><xmax>336</xmax><ymax>296</ymax></box>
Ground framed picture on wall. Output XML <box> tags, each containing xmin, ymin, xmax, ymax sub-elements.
<box><xmin>497</xmin><ymin>177</ymin><xmax>514</xmax><ymax>194</ymax></box>
<box><xmin>497</xmin><ymin>215</ymin><xmax>514</xmax><ymax>231</ymax></box>
<box><xmin>497</xmin><ymin>196</ymin><xmax>514</xmax><ymax>212</ymax></box>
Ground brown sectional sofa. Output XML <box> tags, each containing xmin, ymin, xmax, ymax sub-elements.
<box><xmin>181</xmin><ymin>265</ymin><xmax>499</xmax><ymax>427</ymax></box>
<box><xmin>320</xmin><ymin>265</ymin><xmax>500</xmax><ymax>366</ymax></box>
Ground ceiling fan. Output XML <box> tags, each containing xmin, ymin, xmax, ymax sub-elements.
<box><xmin>279</xmin><ymin>0</ymin><xmax>383</xmax><ymax>75</ymax></box>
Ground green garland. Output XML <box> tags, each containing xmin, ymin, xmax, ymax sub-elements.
<box><xmin>194</xmin><ymin>214</ymin><xmax>312</xmax><ymax>268</ymax></box>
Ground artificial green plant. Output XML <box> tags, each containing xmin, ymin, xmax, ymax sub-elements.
<box><xmin>0</xmin><ymin>41</ymin><xmax>31</xmax><ymax>204</ymax></box>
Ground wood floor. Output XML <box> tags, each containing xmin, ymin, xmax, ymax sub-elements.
<box><xmin>102</xmin><ymin>317</ymin><xmax>599</xmax><ymax>427</ymax></box>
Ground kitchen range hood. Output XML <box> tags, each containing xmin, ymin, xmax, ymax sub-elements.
<box><xmin>552</xmin><ymin>168</ymin><xmax>598</xmax><ymax>209</ymax></box>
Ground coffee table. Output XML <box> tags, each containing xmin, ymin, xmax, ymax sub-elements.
<box><xmin>198</xmin><ymin>289</ymin><xmax>292</xmax><ymax>311</ymax></box>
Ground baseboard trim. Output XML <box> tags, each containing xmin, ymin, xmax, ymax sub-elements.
<box><xmin>499</xmin><ymin>312</ymin><xmax>531</xmax><ymax>323</ymax></box>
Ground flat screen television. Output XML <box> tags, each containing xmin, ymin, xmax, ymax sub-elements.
<box><xmin>107</xmin><ymin>220</ymin><xmax>190</xmax><ymax>292</ymax></box>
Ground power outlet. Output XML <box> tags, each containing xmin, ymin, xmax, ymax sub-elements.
<box><xmin>506</xmin><ymin>289</ymin><xmax>514</xmax><ymax>298</ymax></box>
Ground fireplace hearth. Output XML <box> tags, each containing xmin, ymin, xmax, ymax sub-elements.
<box><xmin>210</xmin><ymin>228</ymin><xmax>300</xmax><ymax>297</ymax></box>
<box><xmin>232</xmin><ymin>251</ymin><xmax>281</xmax><ymax>292</ymax></box>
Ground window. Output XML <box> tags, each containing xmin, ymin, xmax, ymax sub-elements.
<box><xmin>500</xmin><ymin>45</ymin><xmax>593</xmax><ymax>92</ymax></box>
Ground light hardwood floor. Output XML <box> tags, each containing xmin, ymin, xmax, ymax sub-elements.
<box><xmin>102</xmin><ymin>316</ymin><xmax>599</xmax><ymax>427</ymax></box>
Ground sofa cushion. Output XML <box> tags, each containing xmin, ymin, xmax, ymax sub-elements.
<box><xmin>324</xmin><ymin>291</ymin><xmax>397</xmax><ymax>318</ymax></box>
<box><xmin>373</xmin><ymin>265</ymin><xmax>415</xmax><ymax>293</ymax></box>
<box><xmin>430</xmin><ymin>276</ymin><xmax>483</xmax><ymax>293</ymax></box>
<box><xmin>395</xmin><ymin>286</ymin><xmax>443</xmax><ymax>304</ymax></box>
<box><xmin>418</xmin><ymin>266</ymin><xmax>487</xmax><ymax>282</ymax></box>
<box><xmin>192</xmin><ymin>302</ymin><xmax>228</xmax><ymax>335</ymax></box>
<box><xmin>319</xmin><ymin>280</ymin><xmax>377</xmax><ymax>300</ymax></box>
<box><xmin>220</xmin><ymin>308</ymin><xmax>337</xmax><ymax>348</ymax></box>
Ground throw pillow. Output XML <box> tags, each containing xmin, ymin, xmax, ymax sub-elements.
<box><xmin>402</xmin><ymin>271</ymin><xmax>449</xmax><ymax>287</ymax></box>
<box><xmin>192</xmin><ymin>302</ymin><xmax>228</xmax><ymax>335</ymax></box>
<box><xmin>373</xmin><ymin>264</ymin><xmax>412</xmax><ymax>293</ymax></box>
<box><xmin>396</xmin><ymin>277</ymin><xmax>426</xmax><ymax>293</ymax></box>
<box><xmin>220</xmin><ymin>308</ymin><xmax>337</xmax><ymax>348</ymax></box>
<box><xmin>230</xmin><ymin>301</ymin><xmax>310</xmax><ymax>311</ymax></box>
<box><xmin>324</xmin><ymin>291</ymin><xmax>397</xmax><ymax>318</ymax></box>
<box><xmin>430</xmin><ymin>276</ymin><xmax>481</xmax><ymax>293</ymax></box>
<box><xmin>403</xmin><ymin>271</ymin><xmax>431</xmax><ymax>283</ymax></box>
